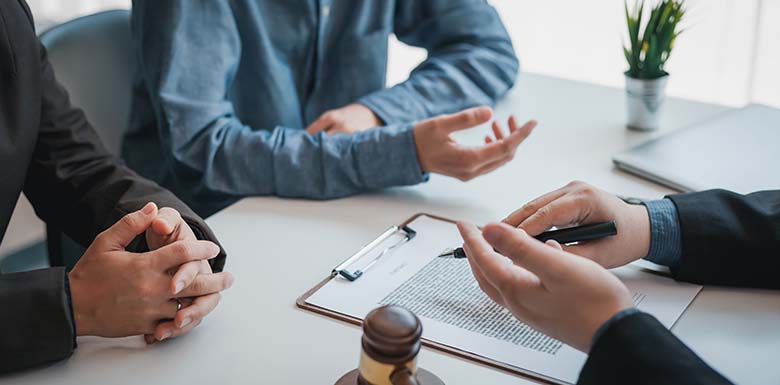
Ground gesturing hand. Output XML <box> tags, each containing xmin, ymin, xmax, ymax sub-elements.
<box><xmin>306</xmin><ymin>103</ymin><xmax>382</xmax><ymax>135</ymax></box>
<box><xmin>503</xmin><ymin>181</ymin><xmax>651</xmax><ymax>268</ymax></box>
<box><xmin>413</xmin><ymin>106</ymin><xmax>537</xmax><ymax>181</ymax></box>
<box><xmin>144</xmin><ymin>206</ymin><xmax>223</xmax><ymax>342</ymax></box>
<box><xmin>458</xmin><ymin>221</ymin><xmax>633</xmax><ymax>352</ymax></box>
<box><xmin>68</xmin><ymin>203</ymin><xmax>234</xmax><ymax>340</ymax></box>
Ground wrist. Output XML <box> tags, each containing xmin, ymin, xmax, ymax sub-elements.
<box><xmin>352</xmin><ymin>103</ymin><xmax>382</xmax><ymax>126</ymax></box>
<box><xmin>411</xmin><ymin>124</ymin><xmax>430</xmax><ymax>173</ymax></box>
<box><xmin>68</xmin><ymin>271</ymin><xmax>96</xmax><ymax>336</ymax></box>
<box><xmin>627</xmin><ymin>203</ymin><xmax>652</xmax><ymax>262</ymax></box>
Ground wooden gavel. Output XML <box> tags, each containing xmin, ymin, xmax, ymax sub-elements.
<box><xmin>335</xmin><ymin>305</ymin><xmax>444</xmax><ymax>385</ymax></box>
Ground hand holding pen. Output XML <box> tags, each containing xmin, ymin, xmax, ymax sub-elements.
<box><xmin>499</xmin><ymin>181</ymin><xmax>652</xmax><ymax>269</ymax></box>
<box><xmin>440</xmin><ymin>221</ymin><xmax>618</xmax><ymax>259</ymax></box>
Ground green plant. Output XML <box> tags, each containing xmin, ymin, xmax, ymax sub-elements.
<box><xmin>624</xmin><ymin>0</ymin><xmax>686</xmax><ymax>79</ymax></box>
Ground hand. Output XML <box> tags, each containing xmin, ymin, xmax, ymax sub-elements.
<box><xmin>306</xmin><ymin>103</ymin><xmax>382</xmax><ymax>135</ymax></box>
<box><xmin>413</xmin><ymin>106</ymin><xmax>536</xmax><ymax>181</ymax></box>
<box><xmin>144</xmin><ymin>207</ymin><xmax>221</xmax><ymax>343</ymax></box>
<box><xmin>458</xmin><ymin>221</ymin><xmax>633</xmax><ymax>352</ymax></box>
<box><xmin>68</xmin><ymin>203</ymin><xmax>234</xmax><ymax>339</ymax></box>
<box><xmin>502</xmin><ymin>181</ymin><xmax>651</xmax><ymax>268</ymax></box>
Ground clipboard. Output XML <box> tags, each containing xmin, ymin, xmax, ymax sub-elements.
<box><xmin>296</xmin><ymin>213</ymin><xmax>561</xmax><ymax>384</ymax></box>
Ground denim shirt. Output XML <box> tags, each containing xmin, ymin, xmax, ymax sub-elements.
<box><xmin>123</xmin><ymin>0</ymin><xmax>518</xmax><ymax>216</ymax></box>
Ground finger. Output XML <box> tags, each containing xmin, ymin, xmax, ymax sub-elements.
<box><xmin>151</xmin><ymin>240</ymin><xmax>221</xmax><ymax>270</ymax></box>
<box><xmin>471</xmin><ymin>120</ymin><xmax>536</xmax><ymax>165</ymax></box>
<box><xmin>325</xmin><ymin>125</ymin><xmax>351</xmax><ymax>135</ymax></box>
<box><xmin>546</xmin><ymin>240</ymin><xmax>563</xmax><ymax>250</ymax></box>
<box><xmin>457</xmin><ymin>221</ymin><xmax>537</xmax><ymax>293</ymax></box>
<box><xmin>561</xmin><ymin>243</ymin><xmax>599</xmax><ymax>261</ymax></box>
<box><xmin>154</xmin><ymin>318</ymin><xmax>202</xmax><ymax>342</ymax></box>
<box><xmin>418</xmin><ymin>106</ymin><xmax>493</xmax><ymax>134</ymax></box>
<box><xmin>305</xmin><ymin>114</ymin><xmax>333</xmax><ymax>135</ymax></box>
<box><xmin>174</xmin><ymin>292</ymin><xmax>222</xmax><ymax>329</ymax></box>
<box><xmin>150</xmin><ymin>207</ymin><xmax>185</xmax><ymax>239</ymax></box>
<box><xmin>175</xmin><ymin>272</ymin><xmax>234</xmax><ymax>298</ymax></box>
<box><xmin>503</xmin><ymin>184</ymin><xmax>573</xmax><ymax>227</ymax></box>
<box><xmin>519</xmin><ymin>195</ymin><xmax>591</xmax><ymax>237</ymax></box>
<box><xmin>508</xmin><ymin>115</ymin><xmax>519</xmax><ymax>133</ymax></box>
<box><xmin>146</xmin><ymin>297</ymin><xmax>195</xmax><ymax>342</ymax></box>
<box><xmin>491</xmin><ymin>121</ymin><xmax>505</xmax><ymax>140</ymax></box>
<box><xmin>462</xmin><ymin>241</ymin><xmax>504</xmax><ymax>306</ymax></box>
<box><xmin>501</xmin><ymin>119</ymin><xmax>536</xmax><ymax>149</ymax></box>
<box><xmin>484</xmin><ymin>136</ymin><xmax>493</xmax><ymax>144</ymax></box>
<box><xmin>99</xmin><ymin>202</ymin><xmax>158</xmax><ymax>249</ymax></box>
<box><xmin>170</xmin><ymin>260</ymin><xmax>201</xmax><ymax>294</ymax></box>
<box><xmin>482</xmin><ymin>223</ymin><xmax>568</xmax><ymax>282</ymax></box>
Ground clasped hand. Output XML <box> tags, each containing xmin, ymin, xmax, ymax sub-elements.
<box><xmin>68</xmin><ymin>202</ymin><xmax>234</xmax><ymax>343</ymax></box>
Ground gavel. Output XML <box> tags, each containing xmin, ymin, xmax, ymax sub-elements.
<box><xmin>335</xmin><ymin>305</ymin><xmax>444</xmax><ymax>385</ymax></box>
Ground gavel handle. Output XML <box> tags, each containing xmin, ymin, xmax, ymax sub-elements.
<box><xmin>390</xmin><ymin>368</ymin><xmax>419</xmax><ymax>385</ymax></box>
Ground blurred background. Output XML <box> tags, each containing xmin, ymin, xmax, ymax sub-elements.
<box><xmin>26</xmin><ymin>0</ymin><xmax>780</xmax><ymax>108</ymax></box>
<box><xmin>3</xmin><ymin>0</ymin><xmax>778</xmax><ymax>262</ymax></box>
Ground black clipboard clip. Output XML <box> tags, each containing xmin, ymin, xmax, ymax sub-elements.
<box><xmin>333</xmin><ymin>225</ymin><xmax>417</xmax><ymax>281</ymax></box>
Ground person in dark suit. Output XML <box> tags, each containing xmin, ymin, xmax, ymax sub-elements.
<box><xmin>458</xmin><ymin>181</ymin><xmax>779</xmax><ymax>385</ymax></box>
<box><xmin>0</xmin><ymin>0</ymin><xmax>233</xmax><ymax>374</ymax></box>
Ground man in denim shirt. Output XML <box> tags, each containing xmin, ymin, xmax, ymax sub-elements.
<box><xmin>124</xmin><ymin>0</ymin><xmax>534</xmax><ymax>216</ymax></box>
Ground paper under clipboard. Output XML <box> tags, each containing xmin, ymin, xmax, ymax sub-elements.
<box><xmin>296</xmin><ymin>214</ymin><xmax>702</xmax><ymax>384</ymax></box>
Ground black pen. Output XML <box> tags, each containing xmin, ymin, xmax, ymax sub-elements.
<box><xmin>439</xmin><ymin>221</ymin><xmax>618</xmax><ymax>258</ymax></box>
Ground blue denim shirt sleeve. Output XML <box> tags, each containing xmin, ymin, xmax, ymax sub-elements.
<box><xmin>132</xmin><ymin>0</ymin><xmax>425</xmax><ymax>200</ymax></box>
<box><xmin>642</xmin><ymin>198</ymin><xmax>683</xmax><ymax>268</ymax></box>
<box><xmin>358</xmin><ymin>0</ymin><xmax>519</xmax><ymax>124</ymax></box>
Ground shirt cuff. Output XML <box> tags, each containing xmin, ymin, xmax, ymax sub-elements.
<box><xmin>354</xmin><ymin>123</ymin><xmax>429</xmax><ymax>189</ymax></box>
<box><xmin>641</xmin><ymin>198</ymin><xmax>682</xmax><ymax>268</ymax></box>
<box><xmin>591</xmin><ymin>307</ymin><xmax>641</xmax><ymax>348</ymax></box>
<box><xmin>63</xmin><ymin>270</ymin><xmax>78</xmax><ymax>349</ymax></box>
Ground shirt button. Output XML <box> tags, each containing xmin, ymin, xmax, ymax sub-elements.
<box><xmin>322</xmin><ymin>5</ymin><xmax>331</xmax><ymax>17</ymax></box>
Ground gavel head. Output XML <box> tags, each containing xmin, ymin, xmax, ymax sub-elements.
<box><xmin>358</xmin><ymin>305</ymin><xmax>422</xmax><ymax>385</ymax></box>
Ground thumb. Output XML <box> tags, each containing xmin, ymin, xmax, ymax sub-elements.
<box><xmin>482</xmin><ymin>222</ymin><xmax>567</xmax><ymax>281</ymax></box>
<box><xmin>417</xmin><ymin>106</ymin><xmax>493</xmax><ymax>134</ymax></box>
<box><xmin>101</xmin><ymin>202</ymin><xmax>158</xmax><ymax>249</ymax></box>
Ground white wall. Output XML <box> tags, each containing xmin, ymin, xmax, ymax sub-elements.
<box><xmin>753</xmin><ymin>0</ymin><xmax>780</xmax><ymax>107</ymax></box>
<box><xmin>389</xmin><ymin>0</ymin><xmax>779</xmax><ymax>108</ymax></box>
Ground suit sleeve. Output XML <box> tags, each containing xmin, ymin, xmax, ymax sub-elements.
<box><xmin>358</xmin><ymin>0</ymin><xmax>519</xmax><ymax>124</ymax></box>
<box><xmin>0</xmin><ymin>3</ymin><xmax>224</xmax><ymax>373</ymax></box>
<box><xmin>579</xmin><ymin>312</ymin><xmax>733</xmax><ymax>385</ymax></box>
<box><xmin>22</xmin><ymin>39</ymin><xmax>225</xmax><ymax>271</ymax></box>
<box><xmin>0</xmin><ymin>268</ymin><xmax>76</xmax><ymax>374</ymax></box>
<box><xmin>667</xmin><ymin>190</ymin><xmax>780</xmax><ymax>289</ymax></box>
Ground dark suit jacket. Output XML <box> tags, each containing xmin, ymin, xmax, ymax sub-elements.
<box><xmin>579</xmin><ymin>189</ymin><xmax>780</xmax><ymax>385</ymax></box>
<box><xmin>0</xmin><ymin>0</ymin><xmax>226</xmax><ymax>374</ymax></box>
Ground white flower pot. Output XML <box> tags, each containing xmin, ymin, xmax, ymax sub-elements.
<box><xmin>625</xmin><ymin>74</ymin><xmax>668</xmax><ymax>131</ymax></box>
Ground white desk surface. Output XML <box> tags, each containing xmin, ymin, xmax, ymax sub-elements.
<box><xmin>4</xmin><ymin>74</ymin><xmax>779</xmax><ymax>385</ymax></box>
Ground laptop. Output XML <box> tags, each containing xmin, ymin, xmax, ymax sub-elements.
<box><xmin>613</xmin><ymin>104</ymin><xmax>780</xmax><ymax>194</ymax></box>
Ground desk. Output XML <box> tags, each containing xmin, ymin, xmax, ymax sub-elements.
<box><xmin>4</xmin><ymin>74</ymin><xmax>779</xmax><ymax>385</ymax></box>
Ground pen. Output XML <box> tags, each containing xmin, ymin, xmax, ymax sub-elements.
<box><xmin>439</xmin><ymin>221</ymin><xmax>618</xmax><ymax>258</ymax></box>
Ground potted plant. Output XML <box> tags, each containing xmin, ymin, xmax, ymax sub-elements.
<box><xmin>623</xmin><ymin>0</ymin><xmax>685</xmax><ymax>130</ymax></box>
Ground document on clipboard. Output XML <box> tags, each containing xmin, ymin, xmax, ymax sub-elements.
<box><xmin>297</xmin><ymin>214</ymin><xmax>702</xmax><ymax>384</ymax></box>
